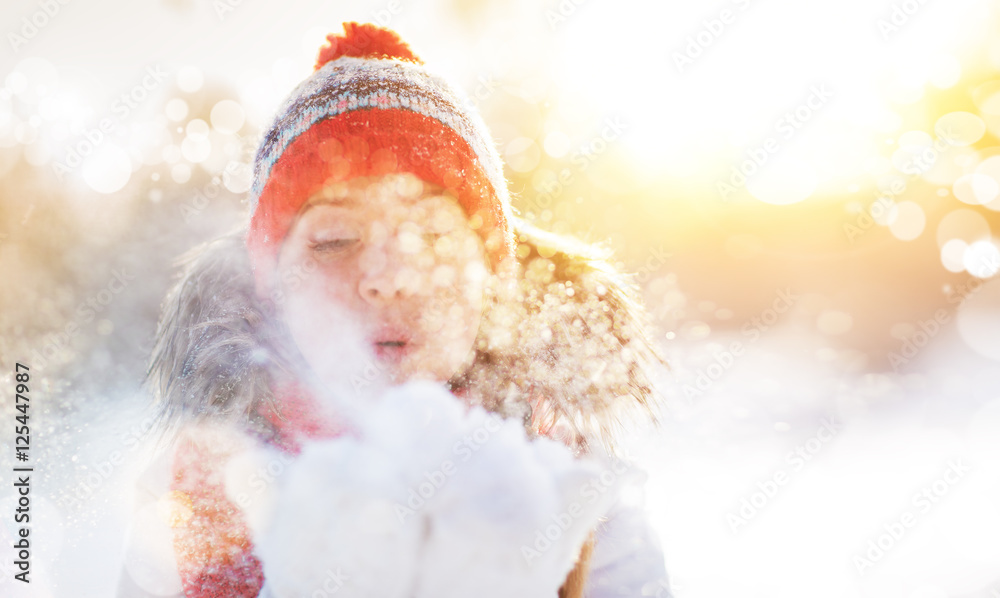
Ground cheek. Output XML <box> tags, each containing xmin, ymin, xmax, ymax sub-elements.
<box><xmin>414</xmin><ymin>257</ymin><xmax>486</xmax><ymax>337</ymax></box>
<box><xmin>279</xmin><ymin>265</ymin><xmax>365</xmax><ymax>359</ymax></box>
<box><xmin>456</xmin><ymin>280</ymin><xmax>486</xmax><ymax>334</ymax></box>
<box><xmin>447</xmin><ymin>245</ymin><xmax>488</xmax><ymax>338</ymax></box>
<box><xmin>434</xmin><ymin>274</ymin><xmax>486</xmax><ymax>344</ymax></box>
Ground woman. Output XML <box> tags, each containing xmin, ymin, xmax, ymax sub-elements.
<box><xmin>121</xmin><ymin>22</ymin><xmax>669</xmax><ymax>598</ymax></box>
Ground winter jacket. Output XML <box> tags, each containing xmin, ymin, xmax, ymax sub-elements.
<box><xmin>118</xmin><ymin>218</ymin><xmax>669</xmax><ymax>598</ymax></box>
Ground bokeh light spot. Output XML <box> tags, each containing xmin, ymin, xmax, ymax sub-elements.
<box><xmin>973</xmin><ymin>156</ymin><xmax>1000</xmax><ymax>211</ymax></box>
<box><xmin>889</xmin><ymin>201</ymin><xmax>925</xmax><ymax>241</ymax></box>
<box><xmin>963</xmin><ymin>240</ymin><xmax>1000</xmax><ymax>279</ymax></box>
<box><xmin>223</xmin><ymin>161</ymin><xmax>252</xmax><ymax>193</ymax></box>
<box><xmin>171</xmin><ymin>163</ymin><xmax>191</xmax><ymax>184</ymax></box>
<box><xmin>746</xmin><ymin>155</ymin><xmax>817</xmax><ymax>205</ymax></box>
<box><xmin>181</xmin><ymin>135</ymin><xmax>211</xmax><ymax>163</ymax></box>
<box><xmin>543</xmin><ymin>131</ymin><xmax>571</xmax><ymax>159</ymax></box>
<box><xmin>957</xmin><ymin>277</ymin><xmax>1000</xmax><ymax>361</ymax></box>
<box><xmin>185</xmin><ymin>118</ymin><xmax>209</xmax><ymax>139</ymax></box>
<box><xmin>505</xmin><ymin>137</ymin><xmax>541</xmax><ymax>173</ymax></box>
<box><xmin>936</xmin><ymin>208</ymin><xmax>991</xmax><ymax>248</ymax></box>
<box><xmin>177</xmin><ymin>66</ymin><xmax>204</xmax><ymax>93</ymax></box>
<box><xmin>940</xmin><ymin>239</ymin><xmax>969</xmax><ymax>273</ymax></box>
<box><xmin>935</xmin><ymin>111</ymin><xmax>986</xmax><ymax>146</ymax></box>
<box><xmin>210</xmin><ymin>99</ymin><xmax>245</xmax><ymax>135</ymax></box>
<box><xmin>165</xmin><ymin>98</ymin><xmax>188</xmax><ymax>122</ymax></box>
<box><xmin>953</xmin><ymin>173</ymin><xmax>997</xmax><ymax>205</ymax></box>
<box><xmin>81</xmin><ymin>143</ymin><xmax>132</xmax><ymax>194</ymax></box>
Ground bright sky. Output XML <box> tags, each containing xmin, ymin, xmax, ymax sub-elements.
<box><xmin>4</xmin><ymin>0</ymin><xmax>996</xmax><ymax>185</ymax></box>
<box><xmin>2</xmin><ymin>0</ymin><xmax>1000</xmax><ymax>264</ymax></box>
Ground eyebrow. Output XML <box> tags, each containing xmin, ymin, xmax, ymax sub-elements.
<box><xmin>302</xmin><ymin>191</ymin><xmax>359</xmax><ymax>212</ymax></box>
<box><xmin>300</xmin><ymin>178</ymin><xmax>451</xmax><ymax>214</ymax></box>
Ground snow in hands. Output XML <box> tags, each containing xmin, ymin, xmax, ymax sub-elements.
<box><xmin>234</xmin><ymin>381</ymin><xmax>620</xmax><ymax>598</ymax></box>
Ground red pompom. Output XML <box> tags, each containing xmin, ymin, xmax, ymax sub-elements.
<box><xmin>315</xmin><ymin>22</ymin><xmax>422</xmax><ymax>70</ymax></box>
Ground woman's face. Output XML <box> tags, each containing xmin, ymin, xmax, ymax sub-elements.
<box><xmin>275</xmin><ymin>173</ymin><xmax>489</xmax><ymax>392</ymax></box>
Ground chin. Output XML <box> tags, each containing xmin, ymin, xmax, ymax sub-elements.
<box><xmin>396</xmin><ymin>357</ymin><xmax>460</xmax><ymax>385</ymax></box>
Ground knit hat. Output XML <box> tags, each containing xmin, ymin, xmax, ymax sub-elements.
<box><xmin>246</xmin><ymin>22</ymin><xmax>516</xmax><ymax>297</ymax></box>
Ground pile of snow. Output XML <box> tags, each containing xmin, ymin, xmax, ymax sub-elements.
<box><xmin>227</xmin><ymin>381</ymin><xmax>620</xmax><ymax>598</ymax></box>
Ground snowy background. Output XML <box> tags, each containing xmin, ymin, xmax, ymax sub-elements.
<box><xmin>2</xmin><ymin>0</ymin><xmax>1000</xmax><ymax>596</ymax></box>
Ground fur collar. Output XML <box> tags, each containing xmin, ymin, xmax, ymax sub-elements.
<box><xmin>147</xmin><ymin>218</ymin><xmax>664</xmax><ymax>455</ymax></box>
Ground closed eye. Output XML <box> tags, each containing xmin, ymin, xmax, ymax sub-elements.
<box><xmin>310</xmin><ymin>238</ymin><xmax>359</xmax><ymax>253</ymax></box>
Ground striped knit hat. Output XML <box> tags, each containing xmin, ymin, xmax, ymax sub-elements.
<box><xmin>246</xmin><ymin>22</ymin><xmax>516</xmax><ymax>296</ymax></box>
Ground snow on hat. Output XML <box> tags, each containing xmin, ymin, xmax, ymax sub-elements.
<box><xmin>246</xmin><ymin>22</ymin><xmax>516</xmax><ymax>296</ymax></box>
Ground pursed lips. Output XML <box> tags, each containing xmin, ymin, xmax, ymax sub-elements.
<box><xmin>372</xmin><ymin>324</ymin><xmax>412</xmax><ymax>361</ymax></box>
<box><xmin>373</xmin><ymin>339</ymin><xmax>409</xmax><ymax>363</ymax></box>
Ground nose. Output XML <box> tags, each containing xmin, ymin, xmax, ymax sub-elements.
<box><xmin>358</xmin><ymin>247</ymin><xmax>419</xmax><ymax>305</ymax></box>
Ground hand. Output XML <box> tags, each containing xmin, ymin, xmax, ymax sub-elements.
<box><xmin>236</xmin><ymin>381</ymin><xmax>620</xmax><ymax>598</ymax></box>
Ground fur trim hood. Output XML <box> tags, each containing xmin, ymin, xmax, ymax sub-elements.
<box><xmin>147</xmin><ymin>218</ymin><xmax>664</xmax><ymax>454</ymax></box>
